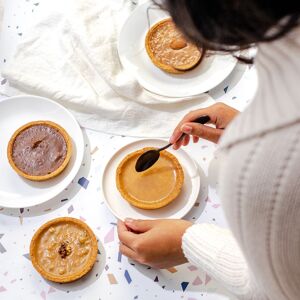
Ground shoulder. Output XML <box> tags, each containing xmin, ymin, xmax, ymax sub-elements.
<box><xmin>220</xmin><ymin>121</ymin><xmax>300</xmax><ymax>174</ymax></box>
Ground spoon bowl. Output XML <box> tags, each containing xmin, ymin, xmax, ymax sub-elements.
<box><xmin>135</xmin><ymin>115</ymin><xmax>210</xmax><ymax>172</ymax></box>
<box><xmin>135</xmin><ymin>149</ymin><xmax>160</xmax><ymax>172</ymax></box>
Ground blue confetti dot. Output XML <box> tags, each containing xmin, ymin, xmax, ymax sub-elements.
<box><xmin>154</xmin><ymin>276</ymin><xmax>159</xmax><ymax>282</ymax></box>
<box><xmin>78</xmin><ymin>177</ymin><xmax>89</xmax><ymax>189</ymax></box>
<box><xmin>118</xmin><ymin>251</ymin><xmax>122</xmax><ymax>262</ymax></box>
<box><xmin>181</xmin><ymin>282</ymin><xmax>189</xmax><ymax>292</ymax></box>
<box><xmin>124</xmin><ymin>270</ymin><xmax>132</xmax><ymax>284</ymax></box>
<box><xmin>224</xmin><ymin>86</ymin><xmax>229</xmax><ymax>93</ymax></box>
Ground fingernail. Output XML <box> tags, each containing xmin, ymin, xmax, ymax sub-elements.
<box><xmin>181</xmin><ymin>125</ymin><xmax>192</xmax><ymax>134</ymax></box>
<box><xmin>169</xmin><ymin>135</ymin><xmax>175</xmax><ymax>144</ymax></box>
<box><xmin>125</xmin><ymin>218</ymin><xmax>134</xmax><ymax>224</ymax></box>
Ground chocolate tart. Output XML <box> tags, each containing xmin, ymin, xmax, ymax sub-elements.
<box><xmin>116</xmin><ymin>148</ymin><xmax>184</xmax><ymax>209</ymax></box>
<box><xmin>145</xmin><ymin>18</ymin><xmax>203</xmax><ymax>74</ymax></box>
<box><xmin>30</xmin><ymin>217</ymin><xmax>98</xmax><ymax>283</ymax></box>
<box><xmin>7</xmin><ymin>120</ymin><xmax>72</xmax><ymax>181</ymax></box>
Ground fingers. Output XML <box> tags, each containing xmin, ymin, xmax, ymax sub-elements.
<box><xmin>119</xmin><ymin>243</ymin><xmax>137</xmax><ymax>259</ymax></box>
<box><xmin>193</xmin><ymin>136</ymin><xmax>199</xmax><ymax>143</ymax></box>
<box><xmin>125</xmin><ymin>218</ymin><xmax>154</xmax><ymax>233</ymax></box>
<box><xmin>173</xmin><ymin>135</ymin><xmax>185</xmax><ymax>150</ymax></box>
<box><xmin>117</xmin><ymin>221</ymin><xmax>137</xmax><ymax>249</ymax></box>
<box><xmin>182</xmin><ymin>134</ymin><xmax>190</xmax><ymax>147</ymax></box>
<box><xmin>181</xmin><ymin>122</ymin><xmax>223</xmax><ymax>144</ymax></box>
<box><xmin>170</xmin><ymin>109</ymin><xmax>212</xmax><ymax>145</ymax></box>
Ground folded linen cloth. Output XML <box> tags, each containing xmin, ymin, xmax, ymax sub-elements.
<box><xmin>0</xmin><ymin>0</ymin><xmax>214</xmax><ymax>137</ymax></box>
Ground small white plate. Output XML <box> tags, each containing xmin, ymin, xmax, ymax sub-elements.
<box><xmin>101</xmin><ymin>139</ymin><xmax>200</xmax><ymax>220</ymax></box>
<box><xmin>0</xmin><ymin>95</ymin><xmax>84</xmax><ymax>208</ymax></box>
<box><xmin>118</xmin><ymin>1</ymin><xmax>237</xmax><ymax>100</ymax></box>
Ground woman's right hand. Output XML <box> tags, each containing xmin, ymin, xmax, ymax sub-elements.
<box><xmin>169</xmin><ymin>103</ymin><xmax>239</xmax><ymax>149</ymax></box>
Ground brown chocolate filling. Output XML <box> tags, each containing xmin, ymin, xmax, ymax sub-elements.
<box><xmin>12</xmin><ymin>124</ymin><xmax>67</xmax><ymax>176</ymax></box>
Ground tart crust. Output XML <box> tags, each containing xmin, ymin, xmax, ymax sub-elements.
<box><xmin>30</xmin><ymin>217</ymin><xmax>98</xmax><ymax>283</ymax></box>
<box><xmin>116</xmin><ymin>148</ymin><xmax>184</xmax><ymax>209</ymax></box>
<box><xmin>145</xmin><ymin>18</ymin><xmax>203</xmax><ymax>74</ymax></box>
<box><xmin>7</xmin><ymin>120</ymin><xmax>72</xmax><ymax>181</ymax></box>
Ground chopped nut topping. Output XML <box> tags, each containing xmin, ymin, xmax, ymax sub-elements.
<box><xmin>58</xmin><ymin>267</ymin><xmax>66</xmax><ymax>275</ymax></box>
<box><xmin>170</xmin><ymin>38</ymin><xmax>187</xmax><ymax>50</ymax></box>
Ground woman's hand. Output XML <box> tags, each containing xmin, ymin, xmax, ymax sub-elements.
<box><xmin>170</xmin><ymin>103</ymin><xmax>240</xmax><ymax>149</ymax></box>
<box><xmin>117</xmin><ymin>218</ymin><xmax>193</xmax><ymax>269</ymax></box>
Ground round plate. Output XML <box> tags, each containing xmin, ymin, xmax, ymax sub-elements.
<box><xmin>101</xmin><ymin>139</ymin><xmax>201</xmax><ymax>220</ymax></box>
<box><xmin>0</xmin><ymin>95</ymin><xmax>84</xmax><ymax>208</ymax></box>
<box><xmin>118</xmin><ymin>1</ymin><xmax>237</xmax><ymax>100</ymax></box>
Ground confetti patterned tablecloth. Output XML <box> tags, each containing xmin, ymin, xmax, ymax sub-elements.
<box><xmin>0</xmin><ymin>1</ymin><xmax>257</xmax><ymax>300</ymax></box>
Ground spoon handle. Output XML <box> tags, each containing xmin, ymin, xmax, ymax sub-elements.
<box><xmin>158</xmin><ymin>115</ymin><xmax>210</xmax><ymax>152</ymax></box>
<box><xmin>158</xmin><ymin>143</ymin><xmax>173</xmax><ymax>151</ymax></box>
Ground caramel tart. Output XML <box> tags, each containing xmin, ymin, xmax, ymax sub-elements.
<box><xmin>145</xmin><ymin>18</ymin><xmax>203</xmax><ymax>74</ymax></box>
<box><xmin>116</xmin><ymin>148</ymin><xmax>184</xmax><ymax>209</ymax></box>
<box><xmin>30</xmin><ymin>217</ymin><xmax>98</xmax><ymax>283</ymax></box>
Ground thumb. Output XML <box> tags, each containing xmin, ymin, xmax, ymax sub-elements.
<box><xmin>124</xmin><ymin>218</ymin><xmax>154</xmax><ymax>233</ymax></box>
<box><xmin>181</xmin><ymin>122</ymin><xmax>223</xmax><ymax>144</ymax></box>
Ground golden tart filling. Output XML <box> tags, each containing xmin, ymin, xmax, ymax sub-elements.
<box><xmin>145</xmin><ymin>18</ymin><xmax>203</xmax><ymax>74</ymax></box>
<box><xmin>116</xmin><ymin>148</ymin><xmax>184</xmax><ymax>209</ymax></box>
<box><xmin>30</xmin><ymin>217</ymin><xmax>98</xmax><ymax>283</ymax></box>
<box><xmin>7</xmin><ymin>120</ymin><xmax>72</xmax><ymax>181</ymax></box>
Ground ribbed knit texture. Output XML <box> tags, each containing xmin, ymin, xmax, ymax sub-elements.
<box><xmin>182</xmin><ymin>26</ymin><xmax>300</xmax><ymax>300</ymax></box>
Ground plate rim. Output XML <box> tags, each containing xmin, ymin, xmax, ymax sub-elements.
<box><xmin>0</xmin><ymin>95</ymin><xmax>84</xmax><ymax>208</ymax></box>
<box><xmin>100</xmin><ymin>138</ymin><xmax>201</xmax><ymax>220</ymax></box>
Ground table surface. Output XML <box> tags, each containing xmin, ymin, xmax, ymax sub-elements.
<box><xmin>0</xmin><ymin>1</ymin><xmax>257</xmax><ymax>300</ymax></box>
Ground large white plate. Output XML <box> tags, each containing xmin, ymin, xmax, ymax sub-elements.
<box><xmin>118</xmin><ymin>1</ymin><xmax>237</xmax><ymax>100</ymax></box>
<box><xmin>101</xmin><ymin>139</ymin><xmax>200</xmax><ymax>220</ymax></box>
<box><xmin>0</xmin><ymin>95</ymin><xmax>84</xmax><ymax>208</ymax></box>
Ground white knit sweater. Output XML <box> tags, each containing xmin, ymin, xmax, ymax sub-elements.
<box><xmin>182</xmin><ymin>27</ymin><xmax>300</xmax><ymax>299</ymax></box>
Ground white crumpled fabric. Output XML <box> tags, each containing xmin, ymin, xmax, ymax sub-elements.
<box><xmin>0</xmin><ymin>0</ymin><xmax>214</xmax><ymax>137</ymax></box>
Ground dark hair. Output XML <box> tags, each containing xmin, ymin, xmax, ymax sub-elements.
<box><xmin>155</xmin><ymin>0</ymin><xmax>300</xmax><ymax>62</ymax></box>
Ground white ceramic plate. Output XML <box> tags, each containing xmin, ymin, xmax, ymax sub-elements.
<box><xmin>0</xmin><ymin>95</ymin><xmax>84</xmax><ymax>208</ymax></box>
<box><xmin>118</xmin><ymin>1</ymin><xmax>237</xmax><ymax>100</ymax></box>
<box><xmin>101</xmin><ymin>139</ymin><xmax>200</xmax><ymax>220</ymax></box>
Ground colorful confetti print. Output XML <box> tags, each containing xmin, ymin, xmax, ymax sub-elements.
<box><xmin>78</xmin><ymin>177</ymin><xmax>89</xmax><ymax>189</ymax></box>
<box><xmin>107</xmin><ymin>273</ymin><xmax>118</xmax><ymax>284</ymax></box>
<box><xmin>181</xmin><ymin>281</ymin><xmax>189</xmax><ymax>292</ymax></box>
<box><xmin>124</xmin><ymin>270</ymin><xmax>132</xmax><ymax>284</ymax></box>
<box><xmin>104</xmin><ymin>227</ymin><xmax>115</xmax><ymax>243</ymax></box>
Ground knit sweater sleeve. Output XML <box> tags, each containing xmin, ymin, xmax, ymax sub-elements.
<box><xmin>182</xmin><ymin>224</ymin><xmax>267</xmax><ymax>300</ymax></box>
<box><xmin>182</xmin><ymin>224</ymin><xmax>266</xmax><ymax>300</ymax></box>
<box><xmin>181</xmin><ymin>122</ymin><xmax>300</xmax><ymax>300</ymax></box>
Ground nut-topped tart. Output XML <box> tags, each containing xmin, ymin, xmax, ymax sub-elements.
<box><xmin>116</xmin><ymin>148</ymin><xmax>184</xmax><ymax>209</ymax></box>
<box><xmin>30</xmin><ymin>217</ymin><xmax>98</xmax><ymax>283</ymax></box>
<box><xmin>145</xmin><ymin>18</ymin><xmax>203</xmax><ymax>74</ymax></box>
<box><xmin>7</xmin><ymin>120</ymin><xmax>72</xmax><ymax>181</ymax></box>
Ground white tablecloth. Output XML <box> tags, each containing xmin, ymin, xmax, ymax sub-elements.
<box><xmin>0</xmin><ymin>0</ymin><xmax>257</xmax><ymax>299</ymax></box>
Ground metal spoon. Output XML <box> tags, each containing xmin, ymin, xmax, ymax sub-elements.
<box><xmin>135</xmin><ymin>115</ymin><xmax>210</xmax><ymax>172</ymax></box>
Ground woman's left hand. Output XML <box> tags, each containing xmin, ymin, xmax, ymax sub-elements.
<box><xmin>117</xmin><ymin>218</ymin><xmax>193</xmax><ymax>269</ymax></box>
